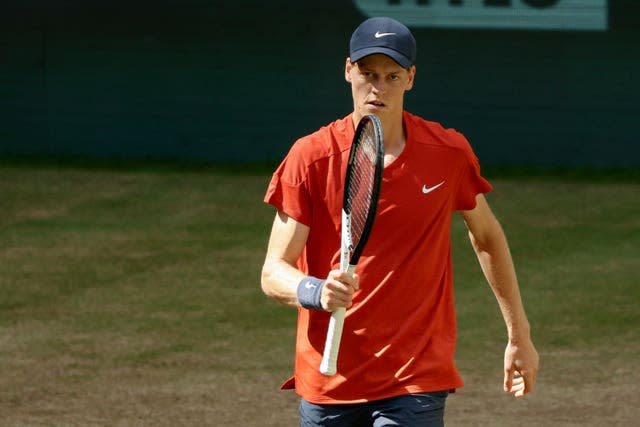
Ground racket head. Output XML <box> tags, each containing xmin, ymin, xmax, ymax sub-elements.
<box><xmin>343</xmin><ymin>114</ymin><xmax>384</xmax><ymax>265</ymax></box>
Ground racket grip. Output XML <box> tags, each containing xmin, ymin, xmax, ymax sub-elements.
<box><xmin>319</xmin><ymin>307</ymin><xmax>346</xmax><ymax>375</ymax></box>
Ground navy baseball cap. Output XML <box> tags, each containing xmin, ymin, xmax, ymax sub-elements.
<box><xmin>349</xmin><ymin>17</ymin><xmax>416</xmax><ymax>68</ymax></box>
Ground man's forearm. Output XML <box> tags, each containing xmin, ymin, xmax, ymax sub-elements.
<box><xmin>261</xmin><ymin>258</ymin><xmax>306</xmax><ymax>308</ymax></box>
<box><xmin>462</xmin><ymin>195</ymin><xmax>539</xmax><ymax>396</ymax></box>
<box><xmin>468</xmin><ymin>225</ymin><xmax>531</xmax><ymax>341</ymax></box>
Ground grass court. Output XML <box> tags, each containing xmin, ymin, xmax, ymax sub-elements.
<box><xmin>0</xmin><ymin>159</ymin><xmax>638</xmax><ymax>425</ymax></box>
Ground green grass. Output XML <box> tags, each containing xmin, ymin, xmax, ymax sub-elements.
<box><xmin>0</xmin><ymin>160</ymin><xmax>638</xmax><ymax>426</ymax></box>
<box><xmin>453</xmin><ymin>179</ymin><xmax>639</xmax><ymax>351</ymax></box>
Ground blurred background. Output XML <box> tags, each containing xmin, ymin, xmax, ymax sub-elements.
<box><xmin>1</xmin><ymin>0</ymin><xmax>638</xmax><ymax>167</ymax></box>
<box><xmin>1</xmin><ymin>3</ymin><xmax>638</xmax><ymax>425</ymax></box>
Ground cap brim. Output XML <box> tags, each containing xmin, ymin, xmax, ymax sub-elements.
<box><xmin>350</xmin><ymin>47</ymin><xmax>412</xmax><ymax>68</ymax></box>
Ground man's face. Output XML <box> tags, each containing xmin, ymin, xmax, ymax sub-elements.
<box><xmin>345</xmin><ymin>54</ymin><xmax>415</xmax><ymax>125</ymax></box>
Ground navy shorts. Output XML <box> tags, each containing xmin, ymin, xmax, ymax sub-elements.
<box><xmin>299</xmin><ymin>391</ymin><xmax>449</xmax><ymax>427</ymax></box>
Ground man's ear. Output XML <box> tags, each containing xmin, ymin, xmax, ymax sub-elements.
<box><xmin>405</xmin><ymin>65</ymin><xmax>416</xmax><ymax>91</ymax></box>
<box><xmin>345</xmin><ymin>58</ymin><xmax>353</xmax><ymax>83</ymax></box>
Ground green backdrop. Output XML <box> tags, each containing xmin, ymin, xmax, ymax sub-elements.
<box><xmin>1</xmin><ymin>1</ymin><xmax>638</xmax><ymax>166</ymax></box>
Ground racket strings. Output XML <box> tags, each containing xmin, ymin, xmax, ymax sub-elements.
<box><xmin>346</xmin><ymin>129</ymin><xmax>378</xmax><ymax>249</ymax></box>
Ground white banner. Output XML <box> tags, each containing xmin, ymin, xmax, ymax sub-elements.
<box><xmin>353</xmin><ymin>0</ymin><xmax>608</xmax><ymax>31</ymax></box>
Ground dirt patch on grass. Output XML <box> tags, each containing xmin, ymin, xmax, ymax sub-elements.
<box><xmin>446</xmin><ymin>347</ymin><xmax>639</xmax><ymax>426</ymax></box>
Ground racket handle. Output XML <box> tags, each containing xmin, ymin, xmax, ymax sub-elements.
<box><xmin>319</xmin><ymin>307</ymin><xmax>346</xmax><ymax>375</ymax></box>
<box><xmin>319</xmin><ymin>264</ymin><xmax>356</xmax><ymax>375</ymax></box>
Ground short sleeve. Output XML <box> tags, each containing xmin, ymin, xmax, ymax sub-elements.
<box><xmin>264</xmin><ymin>142</ymin><xmax>313</xmax><ymax>226</ymax></box>
<box><xmin>454</xmin><ymin>137</ymin><xmax>493</xmax><ymax>211</ymax></box>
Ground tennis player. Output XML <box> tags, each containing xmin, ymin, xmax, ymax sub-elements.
<box><xmin>261</xmin><ymin>16</ymin><xmax>539</xmax><ymax>427</ymax></box>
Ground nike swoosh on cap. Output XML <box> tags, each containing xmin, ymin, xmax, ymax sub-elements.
<box><xmin>374</xmin><ymin>31</ymin><xmax>396</xmax><ymax>38</ymax></box>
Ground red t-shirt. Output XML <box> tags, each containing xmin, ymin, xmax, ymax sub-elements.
<box><xmin>264</xmin><ymin>111</ymin><xmax>492</xmax><ymax>404</ymax></box>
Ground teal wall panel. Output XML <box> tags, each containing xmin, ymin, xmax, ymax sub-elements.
<box><xmin>1</xmin><ymin>1</ymin><xmax>638</xmax><ymax>166</ymax></box>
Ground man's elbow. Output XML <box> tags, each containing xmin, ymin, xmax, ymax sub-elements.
<box><xmin>468</xmin><ymin>217</ymin><xmax>505</xmax><ymax>253</ymax></box>
<box><xmin>260</xmin><ymin>261</ymin><xmax>276</xmax><ymax>298</ymax></box>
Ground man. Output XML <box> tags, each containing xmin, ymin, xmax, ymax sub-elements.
<box><xmin>261</xmin><ymin>16</ymin><xmax>538</xmax><ymax>427</ymax></box>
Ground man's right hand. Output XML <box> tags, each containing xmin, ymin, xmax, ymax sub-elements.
<box><xmin>321</xmin><ymin>269</ymin><xmax>360</xmax><ymax>311</ymax></box>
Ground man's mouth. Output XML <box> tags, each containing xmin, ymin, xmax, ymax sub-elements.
<box><xmin>367</xmin><ymin>100</ymin><xmax>385</xmax><ymax>108</ymax></box>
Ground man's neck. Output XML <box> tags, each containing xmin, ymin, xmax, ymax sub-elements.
<box><xmin>351</xmin><ymin>111</ymin><xmax>406</xmax><ymax>166</ymax></box>
<box><xmin>380</xmin><ymin>113</ymin><xmax>406</xmax><ymax>166</ymax></box>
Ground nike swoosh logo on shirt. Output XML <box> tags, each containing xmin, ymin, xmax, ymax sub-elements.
<box><xmin>422</xmin><ymin>181</ymin><xmax>445</xmax><ymax>194</ymax></box>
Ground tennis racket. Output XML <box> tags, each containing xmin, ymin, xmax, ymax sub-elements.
<box><xmin>319</xmin><ymin>114</ymin><xmax>384</xmax><ymax>376</ymax></box>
